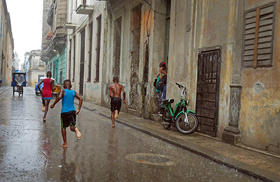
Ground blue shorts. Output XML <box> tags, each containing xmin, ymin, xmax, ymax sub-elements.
<box><xmin>42</xmin><ymin>97</ymin><xmax>52</xmax><ymax>100</ymax></box>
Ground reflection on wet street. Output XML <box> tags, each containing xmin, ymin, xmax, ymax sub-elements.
<box><xmin>0</xmin><ymin>88</ymin><xmax>262</xmax><ymax>182</ymax></box>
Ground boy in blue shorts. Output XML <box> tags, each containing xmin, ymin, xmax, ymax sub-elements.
<box><xmin>50</xmin><ymin>79</ymin><xmax>83</xmax><ymax>148</ymax></box>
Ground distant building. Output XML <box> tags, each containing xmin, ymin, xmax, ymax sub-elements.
<box><xmin>12</xmin><ymin>52</ymin><xmax>20</xmax><ymax>71</ymax></box>
<box><xmin>24</xmin><ymin>50</ymin><xmax>46</xmax><ymax>86</ymax></box>
<box><xmin>0</xmin><ymin>0</ymin><xmax>14</xmax><ymax>86</ymax></box>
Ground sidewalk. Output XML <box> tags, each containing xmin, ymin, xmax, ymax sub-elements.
<box><xmin>78</xmin><ymin>100</ymin><xmax>280</xmax><ymax>182</ymax></box>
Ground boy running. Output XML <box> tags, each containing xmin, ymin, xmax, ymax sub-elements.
<box><xmin>109</xmin><ymin>76</ymin><xmax>126</xmax><ymax>128</ymax></box>
<box><xmin>50</xmin><ymin>80</ymin><xmax>83</xmax><ymax>148</ymax></box>
<box><xmin>37</xmin><ymin>71</ymin><xmax>54</xmax><ymax>122</ymax></box>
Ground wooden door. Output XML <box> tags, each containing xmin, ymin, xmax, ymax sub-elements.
<box><xmin>196</xmin><ymin>49</ymin><xmax>221</xmax><ymax>137</ymax></box>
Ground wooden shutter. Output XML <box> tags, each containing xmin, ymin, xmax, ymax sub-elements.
<box><xmin>242</xmin><ymin>3</ymin><xmax>275</xmax><ymax>68</ymax></box>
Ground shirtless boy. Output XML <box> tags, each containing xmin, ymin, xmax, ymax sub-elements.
<box><xmin>109</xmin><ymin>76</ymin><xmax>126</xmax><ymax>128</ymax></box>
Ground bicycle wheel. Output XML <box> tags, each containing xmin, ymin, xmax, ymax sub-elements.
<box><xmin>176</xmin><ymin>112</ymin><xmax>198</xmax><ymax>134</ymax></box>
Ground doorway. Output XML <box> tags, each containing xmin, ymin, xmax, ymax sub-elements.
<box><xmin>196</xmin><ymin>49</ymin><xmax>221</xmax><ymax>137</ymax></box>
<box><xmin>79</xmin><ymin>29</ymin><xmax>85</xmax><ymax>95</ymax></box>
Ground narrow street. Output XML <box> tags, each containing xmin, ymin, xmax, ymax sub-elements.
<box><xmin>0</xmin><ymin>87</ymin><xmax>262</xmax><ymax>182</ymax></box>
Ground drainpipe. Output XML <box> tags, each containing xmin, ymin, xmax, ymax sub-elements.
<box><xmin>222</xmin><ymin>0</ymin><xmax>244</xmax><ymax>144</ymax></box>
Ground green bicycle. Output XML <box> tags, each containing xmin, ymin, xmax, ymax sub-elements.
<box><xmin>161</xmin><ymin>83</ymin><xmax>198</xmax><ymax>134</ymax></box>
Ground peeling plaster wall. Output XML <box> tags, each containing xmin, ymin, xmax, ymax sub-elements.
<box><xmin>2</xmin><ymin>30</ymin><xmax>13</xmax><ymax>86</ymax></box>
<box><xmin>0</xmin><ymin>0</ymin><xmax>14</xmax><ymax>86</ymax></box>
<box><xmin>168</xmin><ymin>0</ymin><xmax>280</xmax><ymax>154</ymax></box>
<box><xmin>167</xmin><ymin>0</ymin><xmax>236</xmax><ymax>137</ymax></box>
<box><xmin>102</xmin><ymin>0</ymin><xmax>167</xmax><ymax>117</ymax></box>
<box><xmin>240</xmin><ymin>0</ymin><xmax>280</xmax><ymax>154</ymax></box>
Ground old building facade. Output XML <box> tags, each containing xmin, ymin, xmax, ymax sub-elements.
<box><xmin>65</xmin><ymin>0</ymin><xmax>280</xmax><ymax>154</ymax></box>
<box><xmin>66</xmin><ymin>0</ymin><xmax>107</xmax><ymax>103</ymax></box>
<box><xmin>102</xmin><ymin>0</ymin><xmax>171</xmax><ymax>117</ymax></box>
<box><xmin>166</xmin><ymin>0</ymin><xmax>280</xmax><ymax>154</ymax></box>
<box><xmin>67</xmin><ymin>0</ymin><xmax>170</xmax><ymax>118</ymax></box>
<box><xmin>41</xmin><ymin>0</ymin><xmax>68</xmax><ymax>84</ymax></box>
<box><xmin>0</xmin><ymin>0</ymin><xmax>14</xmax><ymax>86</ymax></box>
<box><xmin>24</xmin><ymin>50</ymin><xmax>46</xmax><ymax>86</ymax></box>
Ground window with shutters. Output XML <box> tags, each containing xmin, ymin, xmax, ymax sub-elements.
<box><xmin>242</xmin><ymin>3</ymin><xmax>275</xmax><ymax>68</ymax></box>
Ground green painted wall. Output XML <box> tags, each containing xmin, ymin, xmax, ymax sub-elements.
<box><xmin>47</xmin><ymin>48</ymin><xmax>67</xmax><ymax>85</ymax></box>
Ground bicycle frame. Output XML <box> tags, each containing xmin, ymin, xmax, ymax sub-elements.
<box><xmin>161</xmin><ymin>83</ymin><xmax>196</xmax><ymax>121</ymax></box>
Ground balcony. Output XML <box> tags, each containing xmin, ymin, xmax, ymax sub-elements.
<box><xmin>41</xmin><ymin>27</ymin><xmax>66</xmax><ymax>62</ymax></box>
<box><xmin>76</xmin><ymin>0</ymin><xmax>94</xmax><ymax>15</ymax></box>
<box><xmin>52</xmin><ymin>28</ymin><xmax>67</xmax><ymax>52</ymax></box>
<box><xmin>64</xmin><ymin>23</ymin><xmax>77</xmax><ymax>30</ymax></box>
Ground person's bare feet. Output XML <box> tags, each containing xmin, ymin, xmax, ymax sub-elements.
<box><xmin>75</xmin><ymin>128</ymin><xmax>82</xmax><ymax>139</ymax></box>
<box><xmin>43</xmin><ymin>117</ymin><xmax>46</xmax><ymax>122</ymax></box>
<box><xmin>112</xmin><ymin>123</ymin><xmax>115</xmax><ymax>128</ymax></box>
<box><xmin>62</xmin><ymin>143</ymin><xmax>67</xmax><ymax>148</ymax></box>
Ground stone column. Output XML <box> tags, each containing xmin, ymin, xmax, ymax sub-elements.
<box><xmin>222</xmin><ymin>0</ymin><xmax>244</xmax><ymax>144</ymax></box>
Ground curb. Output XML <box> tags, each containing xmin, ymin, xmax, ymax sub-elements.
<box><xmin>97</xmin><ymin>112</ymin><xmax>279</xmax><ymax>182</ymax></box>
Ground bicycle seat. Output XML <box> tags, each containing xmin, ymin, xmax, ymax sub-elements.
<box><xmin>162</xmin><ymin>99</ymin><xmax>174</xmax><ymax>104</ymax></box>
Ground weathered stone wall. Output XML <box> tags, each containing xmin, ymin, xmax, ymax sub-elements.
<box><xmin>0</xmin><ymin>0</ymin><xmax>4</xmax><ymax>81</ymax></box>
<box><xmin>167</xmin><ymin>0</ymin><xmax>237</xmax><ymax>137</ymax></box>
<box><xmin>239</xmin><ymin>0</ymin><xmax>280</xmax><ymax>154</ymax></box>
<box><xmin>2</xmin><ymin>30</ymin><xmax>13</xmax><ymax>86</ymax></box>
<box><xmin>0</xmin><ymin>0</ymin><xmax>14</xmax><ymax>86</ymax></box>
<box><xmin>167</xmin><ymin>0</ymin><xmax>280</xmax><ymax>154</ymax></box>
<box><xmin>101</xmin><ymin>0</ymin><xmax>168</xmax><ymax>118</ymax></box>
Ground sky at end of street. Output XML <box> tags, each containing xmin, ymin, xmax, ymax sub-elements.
<box><xmin>6</xmin><ymin>0</ymin><xmax>43</xmax><ymax>66</ymax></box>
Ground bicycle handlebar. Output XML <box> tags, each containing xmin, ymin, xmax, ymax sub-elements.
<box><xmin>176</xmin><ymin>82</ymin><xmax>185</xmax><ymax>89</ymax></box>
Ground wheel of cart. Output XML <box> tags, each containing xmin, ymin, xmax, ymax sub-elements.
<box><xmin>18</xmin><ymin>85</ymin><xmax>23</xmax><ymax>96</ymax></box>
<box><xmin>11</xmin><ymin>72</ymin><xmax>26</xmax><ymax>96</ymax></box>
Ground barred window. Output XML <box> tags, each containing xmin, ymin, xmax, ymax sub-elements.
<box><xmin>242</xmin><ymin>3</ymin><xmax>275</xmax><ymax>68</ymax></box>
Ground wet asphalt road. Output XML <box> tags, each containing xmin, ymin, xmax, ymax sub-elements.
<box><xmin>0</xmin><ymin>87</ymin><xmax>262</xmax><ymax>182</ymax></box>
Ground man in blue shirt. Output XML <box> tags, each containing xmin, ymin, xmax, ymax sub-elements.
<box><xmin>51</xmin><ymin>79</ymin><xmax>83</xmax><ymax>148</ymax></box>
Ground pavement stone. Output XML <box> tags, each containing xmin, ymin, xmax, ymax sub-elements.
<box><xmin>77</xmin><ymin>99</ymin><xmax>280</xmax><ymax>182</ymax></box>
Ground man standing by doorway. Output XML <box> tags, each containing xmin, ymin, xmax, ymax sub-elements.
<box><xmin>154</xmin><ymin>62</ymin><xmax>167</xmax><ymax>114</ymax></box>
<box><xmin>109</xmin><ymin>76</ymin><xmax>126</xmax><ymax>128</ymax></box>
